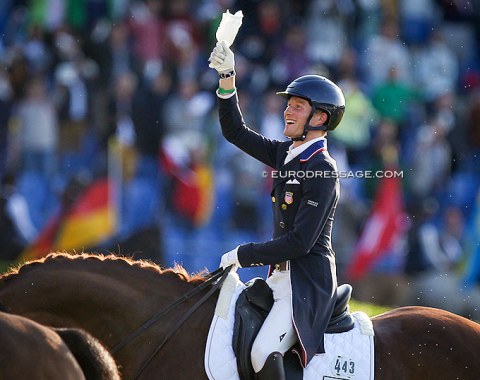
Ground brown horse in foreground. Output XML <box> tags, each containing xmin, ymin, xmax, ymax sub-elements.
<box><xmin>0</xmin><ymin>252</ymin><xmax>479</xmax><ymax>379</ymax></box>
<box><xmin>0</xmin><ymin>310</ymin><xmax>120</xmax><ymax>380</ymax></box>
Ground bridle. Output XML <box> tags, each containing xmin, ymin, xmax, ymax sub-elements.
<box><xmin>110</xmin><ymin>266</ymin><xmax>232</xmax><ymax>379</ymax></box>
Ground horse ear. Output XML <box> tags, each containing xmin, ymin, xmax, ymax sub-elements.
<box><xmin>55</xmin><ymin>328</ymin><xmax>120</xmax><ymax>380</ymax></box>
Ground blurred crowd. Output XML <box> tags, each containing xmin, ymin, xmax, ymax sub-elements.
<box><xmin>1</xmin><ymin>0</ymin><xmax>480</xmax><ymax>316</ymax></box>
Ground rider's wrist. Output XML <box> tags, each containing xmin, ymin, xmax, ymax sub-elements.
<box><xmin>219</xmin><ymin>70</ymin><xmax>236</xmax><ymax>79</ymax></box>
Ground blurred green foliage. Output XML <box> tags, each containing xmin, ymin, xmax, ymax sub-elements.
<box><xmin>350</xmin><ymin>299</ymin><xmax>391</xmax><ymax>317</ymax></box>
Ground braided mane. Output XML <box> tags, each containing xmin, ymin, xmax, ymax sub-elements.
<box><xmin>1</xmin><ymin>252</ymin><xmax>208</xmax><ymax>284</ymax></box>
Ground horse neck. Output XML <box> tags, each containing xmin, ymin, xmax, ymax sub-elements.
<box><xmin>140</xmin><ymin>279</ymin><xmax>218</xmax><ymax>379</ymax></box>
<box><xmin>0</xmin><ymin>257</ymin><xmax>217</xmax><ymax>333</ymax></box>
<box><xmin>0</xmin><ymin>259</ymin><xmax>190</xmax><ymax>338</ymax></box>
<box><xmin>109</xmin><ymin>269</ymin><xmax>218</xmax><ymax>379</ymax></box>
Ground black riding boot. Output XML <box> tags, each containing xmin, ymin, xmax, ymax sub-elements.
<box><xmin>256</xmin><ymin>352</ymin><xmax>286</xmax><ymax>380</ymax></box>
<box><xmin>283</xmin><ymin>350</ymin><xmax>303</xmax><ymax>380</ymax></box>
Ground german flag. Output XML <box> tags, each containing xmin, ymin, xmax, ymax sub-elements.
<box><xmin>20</xmin><ymin>178</ymin><xmax>116</xmax><ymax>262</ymax></box>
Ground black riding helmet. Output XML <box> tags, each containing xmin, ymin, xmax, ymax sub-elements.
<box><xmin>277</xmin><ymin>75</ymin><xmax>346</xmax><ymax>140</ymax></box>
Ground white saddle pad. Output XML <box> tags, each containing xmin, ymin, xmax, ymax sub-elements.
<box><xmin>204</xmin><ymin>271</ymin><xmax>375</xmax><ymax>380</ymax></box>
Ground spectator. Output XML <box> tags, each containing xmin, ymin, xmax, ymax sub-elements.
<box><xmin>406</xmin><ymin>201</ymin><xmax>478</xmax><ymax>318</ymax></box>
<box><xmin>15</xmin><ymin>75</ymin><xmax>58</xmax><ymax>178</ymax></box>
<box><xmin>305</xmin><ymin>0</ymin><xmax>351</xmax><ymax>70</ymax></box>
<box><xmin>270</xmin><ymin>24</ymin><xmax>310</xmax><ymax>86</ymax></box>
<box><xmin>363</xmin><ymin>118</ymin><xmax>400</xmax><ymax>200</ymax></box>
<box><xmin>370</xmin><ymin>66</ymin><xmax>420</xmax><ymax>128</ymax></box>
<box><xmin>370</xmin><ymin>65</ymin><xmax>422</xmax><ymax>155</ymax></box>
<box><xmin>465</xmin><ymin>89</ymin><xmax>480</xmax><ymax>170</ymax></box>
<box><xmin>409</xmin><ymin>117</ymin><xmax>452</xmax><ymax>202</ymax></box>
<box><xmin>0</xmin><ymin>70</ymin><xmax>13</xmax><ymax>180</ymax></box>
<box><xmin>260</xmin><ymin>91</ymin><xmax>285</xmax><ymax>141</ymax></box>
<box><xmin>412</xmin><ymin>29</ymin><xmax>459</xmax><ymax>105</ymax></box>
<box><xmin>163</xmin><ymin>0</ymin><xmax>203</xmax><ymax>80</ymax></box>
<box><xmin>463</xmin><ymin>189</ymin><xmax>480</xmax><ymax>289</ymax></box>
<box><xmin>86</xmin><ymin>20</ymin><xmax>136</xmax><ymax>157</ymax></box>
<box><xmin>335</xmin><ymin>74</ymin><xmax>379</xmax><ymax>168</ymax></box>
<box><xmin>406</xmin><ymin>200</ymin><xmax>465</xmax><ymax>276</ymax></box>
<box><xmin>399</xmin><ymin>0</ymin><xmax>440</xmax><ymax>45</ymax></box>
<box><xmin>0</xmin><ymin>172</ymin><xmax>38</xmax><ymax>259</ymax></box>
<box><xmin>52</xmin><ymin>30</ymin><xmax>98</xmax><ymax>181</ymax></box>
<box><xmin>22</xmin><ymin>23</ymin><xmax>53</xmax><ymax>75</ymax></box>
<box><xmin>127</xmin><ymin>0</ymin><xmax>165</xmax><ymax>70</ymax></box>
<box><xmin>229</xmin><ymin>149</ymin><xmax>265</xmax><ymax>235</ymax></box>
<box><xmin>361</xmin><ymin>17</ymin><xmax>413</xmax><ymax>91</ymax></box>
<box><xmin>236</xmin><ymin>0</ymin><xmax>285</xmax><ymax>68</ymax></box>
<box><xmin>110</xmin><ymin>70</ymin><xmax>140</xmax><ymax>181</ymax></box>
<box><xmin>161</xmin><ymin>78</ymin><xmax>214</xmax><ymax>152</ymax></box>
<box><xmin>131</xmin><ymin>70</ymin><xmax>171</xmax><ymax>161</ymax></box>
<box><xmin>429</xmin><ymin>91</ymin><xmax>464</xmax><ymax>173</ymax></box>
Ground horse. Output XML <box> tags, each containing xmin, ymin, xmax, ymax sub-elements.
<box><xmin>0</xmin><ymin>310</ymin><xmax>120</xmax><ymax>380</ymax></box>
<box><xmin>0</xmin><ymin>252</ymin><xmax>479</xmax><ymax>380</ymax></box>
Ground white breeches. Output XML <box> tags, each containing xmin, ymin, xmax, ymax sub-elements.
<box><xmin>251</xmin><ymin>270</ymin><xmax>298</xmax><ymax>373</ymax></box>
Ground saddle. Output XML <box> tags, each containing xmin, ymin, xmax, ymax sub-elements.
<box><xmin>232</xmin><ymin>279</ymin><xmax>354</xmax><ymax>380</ymax></box>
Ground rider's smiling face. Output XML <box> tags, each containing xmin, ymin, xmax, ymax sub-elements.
<box><xmin>283</xmin><ymin>96</ymin><xmax>312</xmax><ymax>138</ymax></box>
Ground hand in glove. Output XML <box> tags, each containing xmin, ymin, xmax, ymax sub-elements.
<box><xmin>220</xmin><ymin>247</ymin><xmax>241</xmax><ymax>270</ymax></box>
<box><xmin>208</xmin><ymin>40</ymin><xmax>235</xmax><ymax>77</ymax></box>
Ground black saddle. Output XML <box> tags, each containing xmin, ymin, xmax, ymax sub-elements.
<box><xmin>232</xmin><ymin>279</ymin><xmax>354</xmax><ymax>380</ymax></box>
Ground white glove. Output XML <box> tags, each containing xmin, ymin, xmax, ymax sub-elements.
<box><xmin>220</xmin><ymin>247</ymin><xmax>241</xmax><ymax>269</ymax></box>
<box><xmin>208</xmin><ymin>40</ymin><xmax>235</xmax><ymax>77</ymax></box>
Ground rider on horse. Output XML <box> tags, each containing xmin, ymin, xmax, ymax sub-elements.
<box><xmin>209</xmin><ymin>40</ymin><xmax>346</xmax><ymax>379</ymax></box>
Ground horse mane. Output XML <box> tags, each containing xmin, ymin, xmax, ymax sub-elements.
<box><xmin>1</xmin><ymin>252</ymin><xmax>209</xmax><ymax>284</ymax></box>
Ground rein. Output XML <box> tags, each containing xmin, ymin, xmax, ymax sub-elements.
<box><xmin>110</xmin><ymin>266</ymin><xmax>232</xmax><ymax>379</ymax></box>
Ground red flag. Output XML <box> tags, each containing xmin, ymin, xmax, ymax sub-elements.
<box><xmin>346</xmin><ymin>175</ymin><xmax>407</xmax><ymax>281</ymax></box>
<box><xmin>160</xmin><ymin>150</ymin><xmax>214</xmax><ymax>227</ymax></box>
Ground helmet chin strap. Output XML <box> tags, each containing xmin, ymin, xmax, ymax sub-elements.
<box><xmin>290</xmin><ymin>132</ymin><xmax>307</xmax><ymax>142</ymax></box>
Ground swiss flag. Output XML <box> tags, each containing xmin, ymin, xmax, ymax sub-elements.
<box><xmin>346</xmin><ymin>175</ymin><xmax>407</xmax><ymax>281</ymax></box>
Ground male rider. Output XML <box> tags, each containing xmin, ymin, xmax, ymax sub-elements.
<box><xmin>209</xmin><ymin>40</ymin><xmax>345</xmax><ymax>379</ymax></box>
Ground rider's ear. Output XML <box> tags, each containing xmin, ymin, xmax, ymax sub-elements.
<box><xmin>313</xmin><ymin>110</ymin><xmax>328</xmax><ymax>126</ymax></box>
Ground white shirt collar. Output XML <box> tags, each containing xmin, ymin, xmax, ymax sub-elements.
<box><xmin>284</xmin><ymin>136</ymin><xmax>326</xmax><ymax>165</ymax></box>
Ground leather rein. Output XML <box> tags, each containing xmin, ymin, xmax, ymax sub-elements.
<box><xmin>110</xmin><ymin>266</ymin><xmax>231</xmax><ymax>380</ymax></box>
